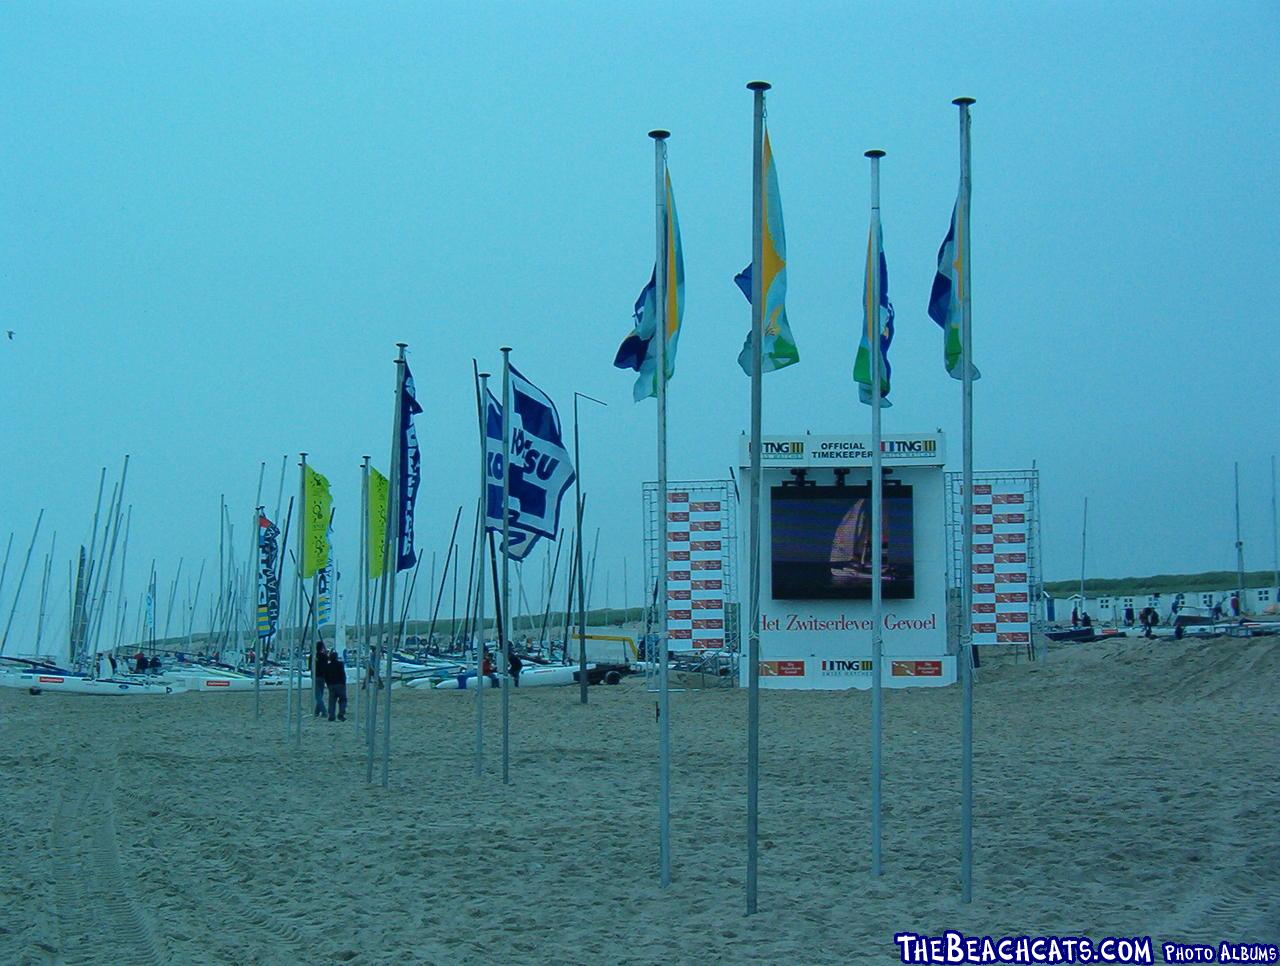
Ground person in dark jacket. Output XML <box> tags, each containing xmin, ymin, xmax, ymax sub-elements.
<box><xmin>313</xmin><ymin>642</ymin><xmax>329</xmax><ymax>717</ymax></box>
<box><xmin>508</xmin><ymin>650</ymin><xmax>524</xmax><ymax>688</ymax></box>
<box><xmin>325</xmin><ymin>650</ymin><xmax>347</xmax><ymax>721</ymax></box>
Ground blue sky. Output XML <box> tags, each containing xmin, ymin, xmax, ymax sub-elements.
<box><xmin>2</xmin><ymin>1</ymin><xmax>1277</xmax><ymax>643</ymax></box>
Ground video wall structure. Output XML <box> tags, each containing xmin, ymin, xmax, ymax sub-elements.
<box><xmin>641</xmin><ymin>479</ymin><xmax>740</xmax><ymax>679</ymax></box>
<box><xmin>740</xmin><ymin>433</ymin><xmax>955</xmax><ymax>690</ymax></box>
<box><xmin>943</xmin><ymin>469</ymin><xmax>1042</xmax><ymax>651</ymax></box>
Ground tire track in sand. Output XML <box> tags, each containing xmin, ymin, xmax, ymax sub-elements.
<box><xmin>49</xmin><ymin>768</ymin><xmax>167</xmax><ymax>965</ymax></box>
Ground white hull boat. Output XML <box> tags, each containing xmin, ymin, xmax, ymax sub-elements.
<box><xmin>2</xmin><ymin>672</ymin><xmax>186</xmax><ymax>696</ymax></box>
<box><xmin>432</xmin><ymin>664</ymin><xmax>593</xmax><ymax>690</ymax></box>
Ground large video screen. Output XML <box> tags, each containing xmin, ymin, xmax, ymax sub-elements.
<box><xmin>770</xmin><ymin>484</ymin><xmax>914</xmax><ymax>600</ymax></box>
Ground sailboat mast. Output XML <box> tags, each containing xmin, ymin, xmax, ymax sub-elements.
<box><xmin>1079</xmin><ymin>498</ymin><xmax>1088</xmax><ymax>610</ymax></box>
<box><xmin>34</xmin><ymin>532</ymin><xmax>55</xmax><ymax>655</ymax></box>
<box><xmin>1234</xmin><ymin>462</ymin><xmax>1245</xmax><ymax>608</ymax></box>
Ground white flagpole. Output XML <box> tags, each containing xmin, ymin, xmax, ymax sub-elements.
<box><xmin>865</xmin><ymin>147</ymin><xmax>886</xmax><ymax>877</ymax></box>
<box><xmin>251</xmin><ymin>460</ymin><xmax>264</xmax><ymax>718</ymax></box>
<box><xmin>745</xmin><ymin>78</ymin><xmax>770</xmax><ymax>916</ymax></box>
<box><xmin>574</xmin><ymin>391</ymin><xmax>607</xmax><ymax>702</ymax></box>
<box><xmin>648</xmin><ymin>126</ymin><xmax>672</xmax><ymax>889</ymax></box>
<box><xmin>955</xmin><ymin>94</ymin><xmax>976</xmax><ymax>904</ymax></box>
<box><xmin>476</xmin><ymin>371</ymin><xmax>491</xmax><ymax>776</ymax></box>
<box><xmin>500</xmin><ymin>346</ymin><xmax>513</xmax><ymax>785</ymax></box>
<box><xmin>356</xmin><ymin>456</ymin><xmax>369</xmax><ymax>742</ymax></box>
<box><xmin>296</xmin><ymin>453</ymin><xmax>307</xmax><ymax>746</ymax></box>
<box><xmin>382</xmin><ymin>343</ymin><xmax>407</xmax><ymax>788</ymax></box>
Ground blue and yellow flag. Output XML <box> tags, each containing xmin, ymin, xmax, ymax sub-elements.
<box><xmin>614</xmin><ymin>171</ymin><xmax>684</xmax><ymax>401</ymax></box>
<box><xmin>928</xmin><ymin>197</ymin><xmax>980</xmax><ymax>381</ymax></box>
<box><xmin>736</xmin><ymin>130</ymin><xmax>799</xmax><ymax>373</ymax></box>
<box><xmin>853</xmin><ymin>219</ymin><xmax>894</xmax><ymax>406</ymax></box>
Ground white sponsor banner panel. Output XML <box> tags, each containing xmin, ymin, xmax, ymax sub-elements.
<box><xmin>666</xmin><ymin>490</ymin><xmax>729</xmax><ymax>650</ymax></box>
<box><xmin>741</xmin><ymin>443</ymin><xmax>953</xmax><ymax>690</ymax></box>
<box><xmin>971</xmin><ymin>484</ymin><xmax>1030</xmax><ymax>646</ymax></box>
<box><xmin>743</xmin><ymin>433</ymin><xmax>946</xmax><ymax>467</ymax></box>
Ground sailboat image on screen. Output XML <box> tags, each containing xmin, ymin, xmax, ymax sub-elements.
<box><xmin>770</xmin><ymin>484</ymin><xmax>914</xmax><ymax>599</ymax></box>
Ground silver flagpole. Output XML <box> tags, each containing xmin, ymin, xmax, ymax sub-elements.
<box><xmin>574</xmin><ymin>394</ymin><xmax>585</xmax><ymax>703</ymax></box>
<box><xmin>745</xmin><ymin>78</ymin><xmax>770</xmax><ymax>915</ymax></box>
<box><xmin>254</xmin><ymin>506</ymin><xmax>263</xmax><ymax>717</ymax></box>
<box><xmin>500</xmin><ymin>346</ymin><xmax>513</xmax><ymax>785</ymax></box>
<box><xmin>382</xmin><ymin>343</ymin><xmax>408</xmax><ymax>788</ymax></box>
<box><xmin>865</xmin><ymin>147</ymin><xmax>886</xmax><ymax>878</ymax></box>
<box><xmin>252</xmin><ymin>460</ymin><xmax>265</xmax><ymax>718</ymax></box>
<box><xmin>955</xmin><ymin>94</ymin><xmax>976</xmax><ymax>904</ymax></box>
<box><xmin>648</xmin><ymin>126</ymin><xmax>672</xmax><ymax>888</ymax></box>
<box><xmin>357</xmin><ymin>456</ymin><xmax>369</xmax><ymax>742</ymax></box>
<box><xmin>476</xmin><ymin>372</ymin><xmax>491</xmax><ymax>777</ymax></box>
<box><xmin>296</xmin><ymin>453</ymin><xmax>307</xmax><ymax>746</ymax></box>
<box><xmin>574</xmin><ymin>391</ymin><xmax>607</xmax><ymax>702</ymax></box>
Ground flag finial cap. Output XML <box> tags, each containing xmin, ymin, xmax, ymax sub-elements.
<box><xmin>952</xmin><ymin>96</ymin><xmax>976</xmax><ymax>106</ymax></box>
<box><xmin>865</xmin><ymin>149</ymin><xmax>886</xmax><ymax>158</ymax></box>
<box><xmin>479</xmin><ymin>372</ymin><xmax>491</xmax><ymax>379</ymax></box>
<box><xmin>747</xmin><ymin>80</ymin><xmax>771</xmax><ymax>91</ymax></box>
<box><xmin>648</xmin><ymin>129</ymin><xmax>670</xmax><ymax>140</ymax></box>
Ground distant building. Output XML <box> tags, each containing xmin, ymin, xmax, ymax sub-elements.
<box><xmin>1048</xmin><ymin>585</ymin><xmax>1275</xmax><ymax>625</ymax></box>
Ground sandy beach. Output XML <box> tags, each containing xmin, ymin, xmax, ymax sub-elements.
<box><xmin>2</xmin><ymin>634</ymin><xmax>1277</xmax><ymax>965</ymax></box>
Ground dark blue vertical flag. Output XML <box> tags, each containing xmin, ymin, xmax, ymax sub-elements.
<box><xmin>255</xmin><ymin>510</ymin><xmax>280</xmax><ymax>639</ymax></box>
<box><xmin>396</xmin><ymin>361</ymin><xmax>423</xmax><ymax>572</ymax></box>
<box><xmin>485</xmin><ymin>365</ymin><xmax>577</xmax><ymax>559</ymax></box>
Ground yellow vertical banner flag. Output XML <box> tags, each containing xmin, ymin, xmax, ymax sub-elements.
<box><xmin>367</xmin><ymin>466</ymin><xmax>389</xmax><ymax>579</ymax></box>
<box><xmin>301</xmin><ymin>464</ymin><xmax>332</xmax><ymax>579</ymax></box>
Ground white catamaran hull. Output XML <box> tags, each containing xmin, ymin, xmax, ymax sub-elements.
<box><xmin>2</xmin><ymin>673</ymin><xmax>186</xmax><ymax>696</ymax></box>
<box><xmin>432</xmin><ymin>664</ymin><xmax>593</xmax><ymax>690</ymax></box>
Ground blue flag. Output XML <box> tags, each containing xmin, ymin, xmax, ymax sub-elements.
<box><xmin>928</xmin><ymin>201</ymin><xmax>980</xmax><ymax>381</ymax></box>
<box><xmin>256</xmin><ymin>510</ymin><xmax>280</xmax><ymax>639</ymax></box>
<box><xmin>853</xmin><ymin>219</ymin><xmax>894</xmax><ymax>406</ymax></box>
<box><xmin>396</xmin><ymin>361</ymin><xmax>423</xmax><ymax>572</ymax></box>
<box><xmin>614</xmin><ymin>171</ymin><xmax>684</xmax><ymax>401</ymax></box>
<box><xmin>485</xmin><ymin>365</ymin><xmax>576</xmax><ymax>560</ymax></box>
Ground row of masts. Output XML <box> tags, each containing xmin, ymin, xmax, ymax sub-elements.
<box><xmin>0</xmin><ymin>450</ymin><xmax>628</xmax><ymax>667</ymax></box>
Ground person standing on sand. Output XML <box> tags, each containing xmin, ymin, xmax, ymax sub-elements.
<box><xmin>508</xmin><ymin>649</ymin><xmax>523</xmax><ymax>687</ymax></box>
<box><xmin>325</xmin><ymin>649</ymin><xmax>348</xmax><ymax>721</ymax></box>
<box><xmin>1140</xmin><ymin>608</ymin><xmax>1155</xmax><ymax>639</ymax></box>
<box><xmin>313</xmin><ymin>641</ymin><xmax>329</xmax><ymax>717</ymax></box>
